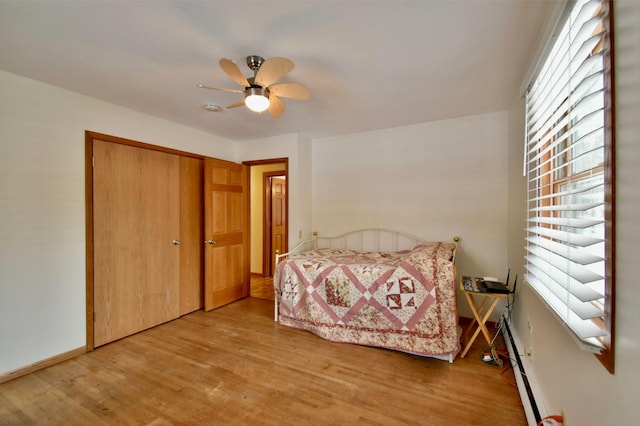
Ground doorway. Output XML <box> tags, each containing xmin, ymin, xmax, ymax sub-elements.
<box><xmin>244</xmin><ymin>158</ymin><xmax>288</xmax><ymax>298</ymax></box>
<box><xmin>264</xmin><ymin>173</ymin><xmax>286</xmax><ymax>277</ymax></box>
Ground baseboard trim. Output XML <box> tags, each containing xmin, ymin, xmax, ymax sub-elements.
<box><xmin>0</xmin><ymin>346</ymin><xmax>86</xmax><ymax>384</ymax></box>
<box><xmin>503</xmin><ymin>321</ymin><xmax>541</xmax><ymax>426</ymax></box>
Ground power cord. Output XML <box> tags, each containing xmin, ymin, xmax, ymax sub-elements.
<box><xmin>492</xmin><ymin>290</ymin><xmax>516</xmax><ymax>345</ymax></box>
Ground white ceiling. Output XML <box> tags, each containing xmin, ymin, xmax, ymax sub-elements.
<box><xmin>0</xmin><ymin>1</ymin><xmax>555</xmax><ymax>141</ymax></box>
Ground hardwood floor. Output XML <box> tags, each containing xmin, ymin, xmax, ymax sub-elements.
<box><xmin>250</xmin><ymin>274</ymin><xmax>275</xmax><ymax>301</ymax></box>
<box><xmin>0</xmin><ymin>295</ymin><xmax>525</xmax><ymax>426</ymax></box>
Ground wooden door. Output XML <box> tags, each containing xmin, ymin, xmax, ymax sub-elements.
<box><xmin>93</xmin><ymin>140</ymin><xmax>180</xmax><ymax>346</ymax></box>
<box><xmin>179</xmin><ymin>156</ymin><xmax>204</xmax><ymax>315</ymax></box>
<box><xmin>270</xmin><ymin>177</ymin><xmax>287</xmax><ymax>274</ymax></box>
<box><xmin>203</xmin><ymin>158</ymin><xmax>249</xmax><ymax>310</ymax></box>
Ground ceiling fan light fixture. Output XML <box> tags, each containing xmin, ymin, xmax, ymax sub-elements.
<box><xmin>245</xmin><ymin>87</ymin><xmax>270</xmax><ymax>112</ymax></box>
<box><xmin>199</xmin><ymin>55</ymin><xmax>307</xmax><ymax>118</ymax></box>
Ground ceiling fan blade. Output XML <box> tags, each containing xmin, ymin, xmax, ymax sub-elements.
<box><xmin>268</xmin><ymin>83</ymin><xmax>310</xmax><ymax>101</ymax></box>
<box><xmin>268</xmin><ymin>95</ymin><xmax>286</xmax><ymax>118</ymax></box>
<box><xmin>255</xmin><ymin>57</ymin><xmax>294</xmax><ymax>88</ymax></box>
<box><xmin>219</xmin><ymin>58</ymin><xmax>250</xmax><ymax>88</ymax></box>
<box><xmin>197</xmin><ymin>84</ymin><xmax>244</xmax><ymax>94</ymax></box>
<box><xmin>226</xmin><ymin>99</ymin><xmax>246</xmax><ymax>109</ymax></box>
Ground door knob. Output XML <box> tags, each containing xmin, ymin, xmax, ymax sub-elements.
<box><xmin>206</xmin><ymin>239</ymin><xmax>217</xmax><ymax>245</ymax></box>
<box><xmin>172</xmin><ymin>240</ymin><xmax>181</xmax><ymax>245</ymax></box>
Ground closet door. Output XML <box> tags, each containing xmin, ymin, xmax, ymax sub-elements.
<box><xmin>93</xmin><ymin>140</ymin><xmax>180</xmax><ymax>347</ymax></box>
<box><xmin>179</xmin><ymin>156</ymin><xmax>204</xmax><ymax>315</ymax></box>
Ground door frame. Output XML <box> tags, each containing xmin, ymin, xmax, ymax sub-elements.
<box><xmin>243</xmin><ymin>158</ymin><xmax>289</xmax><ymax>278</ymax></box>
<box><xmin>84</xmin><ymin>131</ymin><xmax>204</xmax><ymax>351</ymax></box>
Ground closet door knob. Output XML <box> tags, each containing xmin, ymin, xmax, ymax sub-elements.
<box><xmin>172</xmin><ymin>240</ymin><xmax>181</xmax><ymax>245</ymax></box>
<box><xmin>206</xmin><ymin>239</ymin><xmax>217</xmax><ymax>245</ymax></box>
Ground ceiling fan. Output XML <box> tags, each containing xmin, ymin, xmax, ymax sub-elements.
<box><xmin>198</xmin><ymin>55</ymin><xmax>310</xmax><ymax>118</ymax></box>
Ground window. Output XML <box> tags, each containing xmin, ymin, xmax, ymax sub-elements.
<box><xmin>524</xmin><ymin>0</ymin><xmax>615</xmax><ymax>373</ymax></box>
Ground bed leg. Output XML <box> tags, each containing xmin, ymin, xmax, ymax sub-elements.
<box><xmin>274</xmin><ymin>298</ymin><xmax>278</xmax><ymax>322</ymax></box>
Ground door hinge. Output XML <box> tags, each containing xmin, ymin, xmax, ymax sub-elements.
<box><xmin>92</xmin><ymin>156</ymin><xmax>95</xmax><ymax>167</ymax></box>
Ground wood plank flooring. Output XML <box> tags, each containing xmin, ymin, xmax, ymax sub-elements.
<box><xmin>0</xmin><ymin>297</ymin><xmax>526</xmax><ymax>426</ymax></box>
<box><xmin>250</xmin><ymin>274</ymin><xmax>275</xmax><ymax>301</ymax></box>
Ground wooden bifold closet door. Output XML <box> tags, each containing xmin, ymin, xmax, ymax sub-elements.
<box><xmin>92</xmin><ymin>140</ymin><xmax>203</xmax><ymax>347</ymax></box>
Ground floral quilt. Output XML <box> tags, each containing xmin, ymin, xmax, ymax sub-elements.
<box><xmin>274</xmin><ymin>242</ymin><xmax>459</xmax><ymax>357</ymax></box>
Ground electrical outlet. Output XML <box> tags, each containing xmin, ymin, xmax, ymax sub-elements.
<box><xmin>525</xmin><ymin>346</ymin><xmax>533</xmax><ymax>358</ymax></box>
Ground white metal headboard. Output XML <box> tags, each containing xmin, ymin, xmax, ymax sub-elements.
<box><xmin>275</xmin><ymin>229</ymin><xmax>460</xmax><ymax>265</ymax></box>
<box><xmin>315</xmin><ymin>228</ymin><xmax>426</xmax><ymax>252</ymax></box>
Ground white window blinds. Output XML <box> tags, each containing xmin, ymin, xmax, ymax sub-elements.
<box><xmin>525</xmin><ymin>0</ymin><xmax>611</xmax><ymax>353</ymax></box>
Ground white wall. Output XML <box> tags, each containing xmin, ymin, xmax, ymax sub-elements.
<box><xmin>312</xmin><ymin>112</ymin><xmax>510</xmax><ymax>319</ymax></box>
<box><xmin>0</xmin><ymin>70</ymin><xmax>238</xmax><ymax>376</ymax></box>
<box><xmin>506</xmin><ymin>1</ymin><xmax>640</xmax><ymax>424</ymax></box>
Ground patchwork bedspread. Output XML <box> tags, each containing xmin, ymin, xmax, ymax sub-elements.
<box><xmin>274</xmin><ymin>242</ymin><xmax>459</xmax><ymax>356</ymax></box>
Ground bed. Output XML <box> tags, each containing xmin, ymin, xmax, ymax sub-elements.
<box><xmin>273</xmin><ymin>229</ymin><xmax>461</xmax><ymax>362</ymax></box>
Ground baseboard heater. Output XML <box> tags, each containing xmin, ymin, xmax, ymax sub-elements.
<box><xmin>503</xmin><ymin>320</ymin><xmax>541</xmax><ymax>425</ymax></box>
